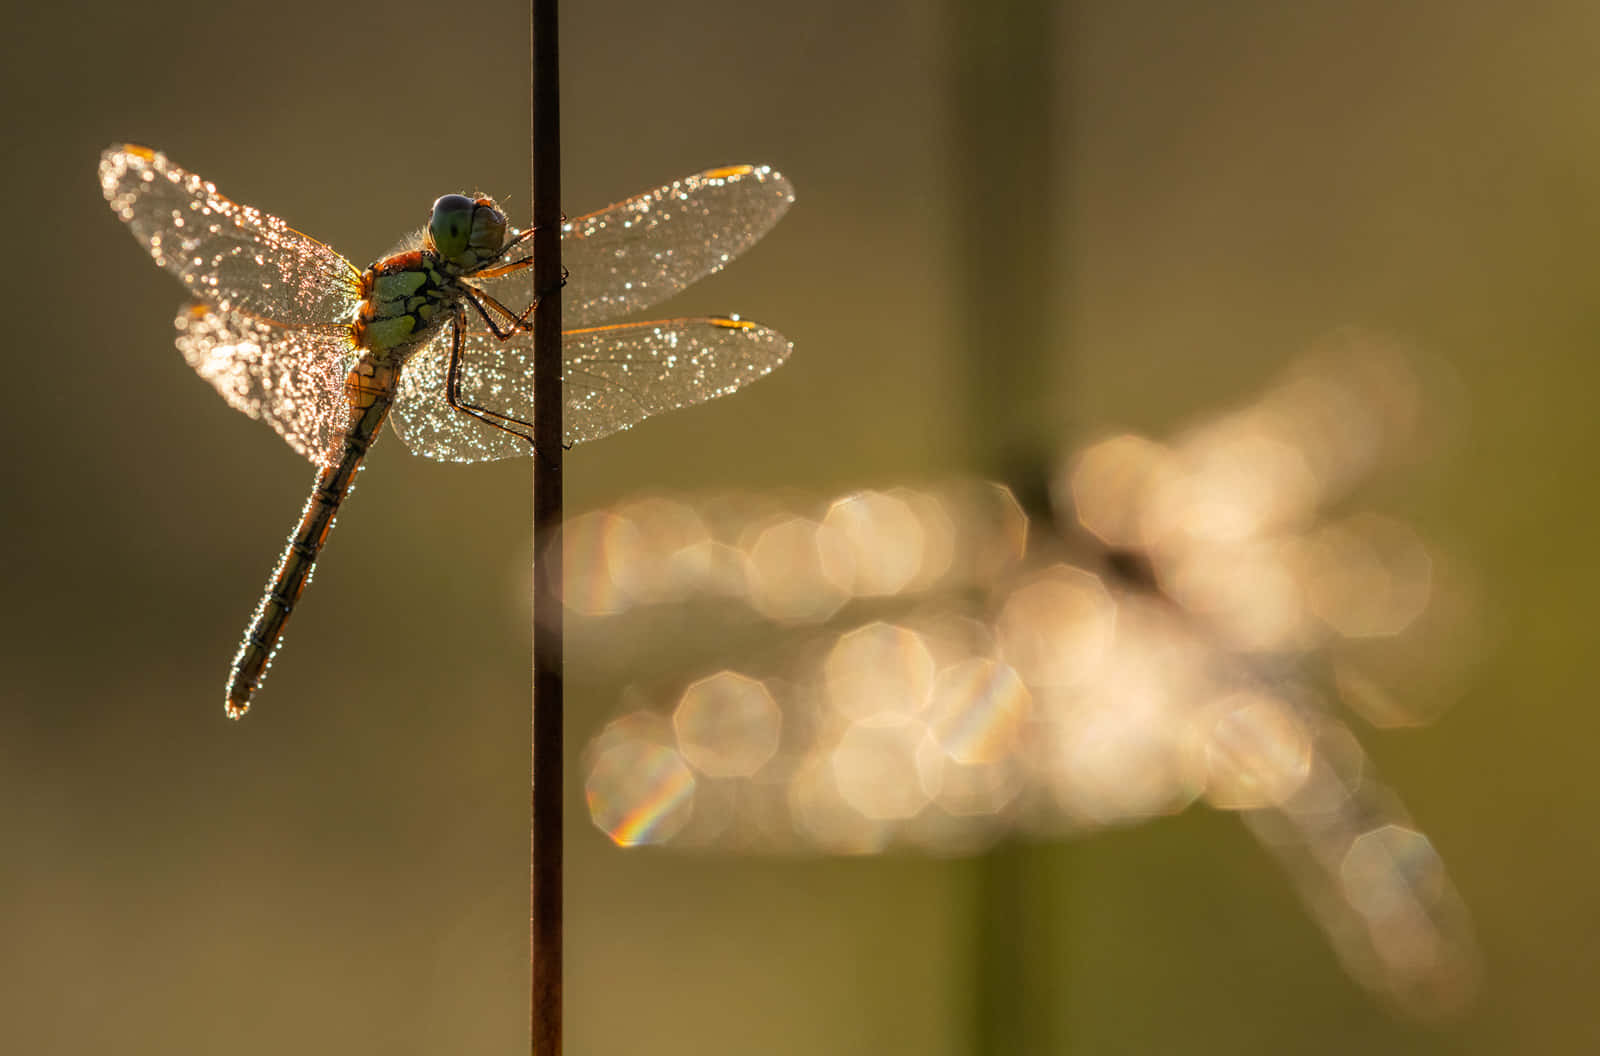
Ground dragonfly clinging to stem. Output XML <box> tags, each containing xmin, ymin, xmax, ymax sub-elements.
<box><xmin>99</xmin><ymin>145</ymin><xmax>794</xmax><ymax>719</ymax></box>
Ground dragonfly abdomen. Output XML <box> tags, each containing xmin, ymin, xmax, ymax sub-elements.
<box><xmin>224</xmin><ymin>359</ymin><xmax>399</xmax><ymax>718</ymax></box>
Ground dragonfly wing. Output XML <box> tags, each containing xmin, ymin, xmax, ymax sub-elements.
<box><xmin>561</xmin><ymin>319</ymin><xmax>793</xmax><ymax>444</ymax></box>
<box><xmin>174</xmin><ymin>304</ymin><xmax>358</xmax><ymax>465</ymax></box>
<box><xmin>100</xmin><ymin>145</ymin><xmax>363</xmax><ymax>326</ymax></box>
<box><xmin>474</xmin><ymin>165</ymin><xmax>794</xmax><ymax>328</ymax></box>
<box><xmin>390</xmin><ymin>318</ymin><xmax>793</xmax><ymax>462</ymax></box>
<box><xmin>389</xmin><ymin>327</ymin><xmax>532</xmax><ymax>463</ymax></box>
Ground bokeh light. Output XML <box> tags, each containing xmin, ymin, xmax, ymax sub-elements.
<box><xmin>1303</xmin><ymin>513</ymin><xmax>1432</xmax><ymax>639</ymax></box>
<box><xmin>744</xmin><ymin>515</ymin><xmax>852</xmax><ymax>622</ymax></box>
<box><xmin>1143</xmin><ymin>416</ymin><xmax>1321</xmax><ymax>545</ymax></box>
<box><xmin>609</xmin><ymin>495</ymin><xmax>714</xmax><ymax>605</ymax></box>
<box><xmin>1196</xmin><ymin>689</ymin><xmax>1314</xmax><ymax>812</ymax></box>
<box><xmin>787</xmin><ymin>750</ymin><xmax>888</xmax><ymax>855</ymax></box>
<box><xmin>563</xmin><ymin>339</ymin><xmax>1478</xmax><ymax>1016</ymax></box>
<box><xmin>1070</xmin><ymin>432</ymin><xmax>1171</xmax><ymax>549</ymax></box>
<box><xmin>585</xmin><ymin>713</ymin><xmax>697</xmax><ymax>847</ymax></box>
<box><xmin>830</xmin><ymin>715</ymin><xmax>943</xmax><ymax>822</ymax></box>
<box><xmin>823</xmin><ymin>622</ymin><xmax>936</xmax><ymax>720</ymax></box>
<box><xmin>820</xmin><ymin>489</ymin><xmax>926</xmax><ymax>597</ymax></box>
<box><xmin>995</xmin><ymin>565</ymin><xmax>1116</xmax><ymax>689</ymax></box>
<box><xmin>556</xmin><ymin>509</ymin><xmax>642</xmax><ymax>616</ymax></box>
<box><xmin>673</xmin><ymin>671</ymin><xmax>782</xmax><ymax>779</ymax></box>
<box><xmin>927</xmin><ymin>658</ymin><xmax>1030</xmax><ymax>765</ymax></box>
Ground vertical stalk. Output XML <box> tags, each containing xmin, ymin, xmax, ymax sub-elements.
<box><xmin>948</xmin><ymin>0</ymin><xmax>1067</xmax><ymax>1052</ymax></box>
<box><xmin>529</xmin><ymin>1</ymin><xmax>564</xmax><ymax>1054</ymax></box>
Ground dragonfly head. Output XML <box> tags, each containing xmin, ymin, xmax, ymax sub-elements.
<box><xmin>426</xmin><ymin>194</ymin><xmax>509</xmax><ymax>268</ymax></box>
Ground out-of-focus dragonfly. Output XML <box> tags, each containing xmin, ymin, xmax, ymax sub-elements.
<box><xmin>99</xmin><ymin>144</ymin><xmax>794</xmax><ymax>719</ymax></box>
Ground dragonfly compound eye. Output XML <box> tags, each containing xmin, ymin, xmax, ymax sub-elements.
<box><xmin>427</xmin><ymin>194</ymin><xmax>476</xmax><ymax>260</ymax></box>
<box><xmin>469</xmin><ymin>198</ymin><xmax>509</xmax><ymax>256</ymax></box>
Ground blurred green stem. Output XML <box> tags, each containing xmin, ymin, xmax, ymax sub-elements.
<box><xmin>951</xmin><ymin>0</ymin><xmax>1065</xmax><ymax>473</ymax></box>
<box><xmin>948</xmin><ymin>0</ymin><xmax>1069</xmax><ymax>1051</ymax></box>
<box><xmin>971</xmin><ymin>842</ymin><xmax>1071</xmax><ymax>1055</ymax></box>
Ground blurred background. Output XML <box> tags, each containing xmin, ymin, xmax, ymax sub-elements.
<box><xmin>4</xmin><ymin>0</ymin><xmax>1598</xmax><ymax>1052</ymax></box>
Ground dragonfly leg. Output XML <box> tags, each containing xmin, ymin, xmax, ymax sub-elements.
<box><xmin>463</xmin><ymin>258</ymin><xmax>568</xmax><ymax>337</ymax></box>
<box><xmin>449</xmin><ymin>221</ymin><xmax>573</xmax><ymax>444</ymax></box>
<box><xmin>472</xmin><ymin>224</ymin><xmax>538</xmax><ymax>276</ymax></box>
<box><xmin>471</xmin><ymin>214</ymin><xmax>565</xmax><ymax>279</ymax></box>
<box><xmin>465</xmin><ymin>273</ymin><xmax>569</xmax><ymax>339</ymax></box>
<box><xmin>525</xmin><ymin>262</ymin><xmax>569</xmax><ymax>327</ymax></box>
<box><xmin>466</xmin><ymin>287</ymin><xmax>537</xmax><ymax>338</ymax></box>
<box><xmin>444</xmin><ymin>305</ymin><xmax>539</xmax><ymax>446</ymax></box>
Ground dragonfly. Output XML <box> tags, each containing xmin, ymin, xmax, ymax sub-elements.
<box><xmin>99</xmin><ymin>144</ymin><xmax>794</xmax><ymax>719</ymax></box>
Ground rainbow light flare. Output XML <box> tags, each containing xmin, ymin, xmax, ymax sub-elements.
<box><xmin>586</xmin><ymin>740</ymin><xmax>697</xmax><ymax>847</ymax></box>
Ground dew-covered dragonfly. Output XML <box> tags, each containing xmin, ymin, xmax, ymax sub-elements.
<box><xmin>99</xmin><ymin>145</ymin><xmax>794</xmax><ymax>718</ymax></box>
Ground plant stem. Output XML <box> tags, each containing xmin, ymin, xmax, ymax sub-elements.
<box><xmin>948</xmin><ymin>0</ymin><xmax>1067</xmax><ymax>1051</ymax></box>
<box><xmin>530</xmin><ymin>1</ymin><xmax>564</xmax><ymax>1053</ymax></box>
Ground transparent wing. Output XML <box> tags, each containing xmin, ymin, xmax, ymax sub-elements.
<box><xmin>100</xmin><ymin>144</ymin><xmax>363</xmax><ymax>325</ymax></box>
<box><xmin>474</xmin><ymin>165</ymin><xmax>794</xmax><ymax>328</ymax></box>
<box><xmin>174</xmin><ymin>305</ymin><xmax>358</xmax><ymax>465</ymax></box>
<box><xmin>390</xmin><ymin>318</ymin><xmax>793</xmax><ymax>462</ymax></box>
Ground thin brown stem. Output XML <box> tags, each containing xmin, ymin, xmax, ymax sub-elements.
<box><xmin>529</xmin><ymin>0</ymin><xmax>564</xmax><ymax>1053</ymax></box>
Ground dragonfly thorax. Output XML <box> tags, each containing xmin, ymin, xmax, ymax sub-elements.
<box><xmin>352</xmin><ymin>195</ymin><xmax>510</xmax><ymax>356</ymax></box>
<box><xmin>353</xmin><ymin>252</ymin><xmax>459</xmax><ymax>355</ymax></box>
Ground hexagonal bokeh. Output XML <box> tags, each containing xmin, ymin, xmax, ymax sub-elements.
<box><xmin>820</xmin><ymin>489</ymin><xmax>926</xmax><ymax>597</ymax></box>
<box><xmin>1197</xmin><ymin>689</ymin><xmax>1314</xmax><ymax>811</ymax></box>
<box><xmin>927</xmin><ymin>657</ymin><xmax>1030</xmax><ymax>765</ymax></box>
<box><xmin>995</xmin><ymin>564</ymin><xmax>1116</xmax><ymax>689</ymax></box>
<box><xmin>1069</xmin><ymin>432</ymin><xmax>1171</xmax><ymax>549</ymax></box>
<box><xmin>830</xmin><ymin>715</ymin><xmax>943</xmax><ymax>821</ymax></box>
<box><xmin>555</xmin><ymin>509</ymin><xmax>642</xmax><ymax>616</ymax></box>
<box><xmin>585</xmin><ymin>733</ymin><xmax>697</xmax><ymax>847</ymax></box>
<box><xmin>743</xmin><ymin>515</ymin><xmax>851</xmax><ymax>622</ymax></box>
<box><xmin>1304</xmin><ymin>513</ymin><xmax>1432</xmax><ymax>639</ymax></box>
<box><xmin>822</xmin><ymin>621</ymin><xmax>936</xmax><ymax>720</ymax></box>
<box><xmin>673</xmin><ymin>670</ymin><xmax>782</xmax><ymax>779</ymax></box>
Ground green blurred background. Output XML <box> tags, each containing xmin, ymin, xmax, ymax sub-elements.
<box><xmin>4</xmin><ymin>0</ymin><xmax>1599</xmax><ymax>1051</ymax></box>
